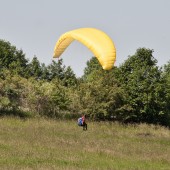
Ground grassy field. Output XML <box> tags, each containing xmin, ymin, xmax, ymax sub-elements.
<box><xmin>0</xmin><ymin>117</ymin><xmax>170</xmax><ymax>170</ymax></box>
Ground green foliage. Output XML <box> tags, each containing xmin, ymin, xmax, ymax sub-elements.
<box><xmin>163</xmin><ymin>61</ymin><xmax>170</xmax><ymax>116</ymax></box>
<box><xmin>73</xmin><ymin>58</ymin><xmax>126</xmax><ymax>121</ymax></box>
<box><xmin>62</xmin><ymin>66</ymin><xmax>77</xmax><ymax>87</ymax></box>
<box><xmin>0</xmin><ymin>74</ymin><xmax>71</xmax><ymax>118</ymax></box>
<box><xmin>0</xmin><ymin>39</ymin><xmax>28</xmax><ymax>77</ymax></box>
<box><xmin>48</xmin><ymin>59</ymin><xmax>65</xmax><ymax>80</ymax></box>
<box><xmin>0</xmin><ymin>39</ymin><xmax>170</xmax><ymax>126</ymax></box>
<box><xmin>0</xmin><ymin>73</ymin><xmax>22</xmax><ymax>111</ymax></box>
<box><xmin>117</xmin><ymin>48</ymin><xmax>169</xmax><ymax>125</ymax></box>
<box><xmin>27</xmin><ymin>56</ymin><xmax>43</xmax><ymax>79</ymax></box>
<box><xmin>21</xmin><ymin>79</ymin><xmax>71</xmax><ymax>118</ymax></box>
<box><xmin>47</xmin><ymin>59</ymin><xmax>77</xmax><ymax>86</ymax></box>
<box><xmin>83</xmin><ymin>56</ymin><xmax>103</xmax><ymax>80</ymax></box>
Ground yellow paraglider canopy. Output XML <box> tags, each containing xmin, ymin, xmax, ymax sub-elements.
<box><xmin>53</xmin><ymin>28</ymin><xmax>116</xmax><ymax>70</ymax></box>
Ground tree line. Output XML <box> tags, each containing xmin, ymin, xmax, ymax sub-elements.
<box><xmin>0</xmin><ymin>39</ymin><xmax>170</xmax><ymax>126</ymax></box>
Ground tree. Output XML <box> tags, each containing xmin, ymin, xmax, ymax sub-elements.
<box><xmin>40</xmin><ymin>63</ymin><xmax>50</xmax><ymax>80</ymax></box>
<box><xmin>47</xmin><ymin>59</ymin><xmax>65</xmax><ymax>81</ymax></box>
<box><xmin>0</xmin><ymin>39</ymin><xmax>28</xmax><ymax>76</ymax></box>
<box><xmin>62</xmin><ymin>66</ymin><xmax>77</xmax><ymax>87</ymax></box>
<box><xmin>27</xmin><ymin>56</ymin><xmax>42</xmax><ymax>79</ymax></box>
<box><xmin>83</xmin><ymin>57</ymin><xmax>103</xmax><ymax>80</ymax></box>
<box><xmin>0</xmin><ymin>72</ymin><xmax>27</xmax><ymax>114</ymax></box>
<box><xmin>27</xmin><ymin>79</ymin><xmax>71</xmax><ymax>118</ymax></box>
<box><xmin>163</xmin><ymin>61</ymin><xmax>170</xmax><ymax>122</ymax></box>
<box><xmin>117</xmin><ymin>48</ymin><xmax>169</xmax><ymax>125</ymax></box>
<box><xmin>73</xmin><ymin>57</ymin><xmax>125</xmax><ymax>120</ymax></box>
<box><xmin>47</xmin><ymin>59</ymin><xmax>77</xmax><ymax>86</ymax></box>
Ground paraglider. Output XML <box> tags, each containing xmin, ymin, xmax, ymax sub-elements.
<box><xmin>53</xmin><ymin>28</ymin><xmax>116</xmax><ymax>70</ymax></box>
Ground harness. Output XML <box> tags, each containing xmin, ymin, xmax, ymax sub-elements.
<box><xmin>78</xmin><ymin>118</ymin><xmax>83</xmax><ymax>126</ymax></box>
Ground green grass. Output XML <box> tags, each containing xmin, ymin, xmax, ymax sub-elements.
<box><xmin>0</xmin><ymin>117</ymin><xmax>170</xmax><ymax>170</ymax></box>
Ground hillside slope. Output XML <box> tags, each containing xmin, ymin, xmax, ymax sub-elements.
<box><xmin>0</xmin><ymin>118</ymin><xmax>170</xmax><ymax>170</ymax></box>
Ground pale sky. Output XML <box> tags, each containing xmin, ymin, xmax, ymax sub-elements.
<box><xmin>0</xmin><ymin>0</ymin><xmax>170</xmax><ymax>77</ymax></box>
